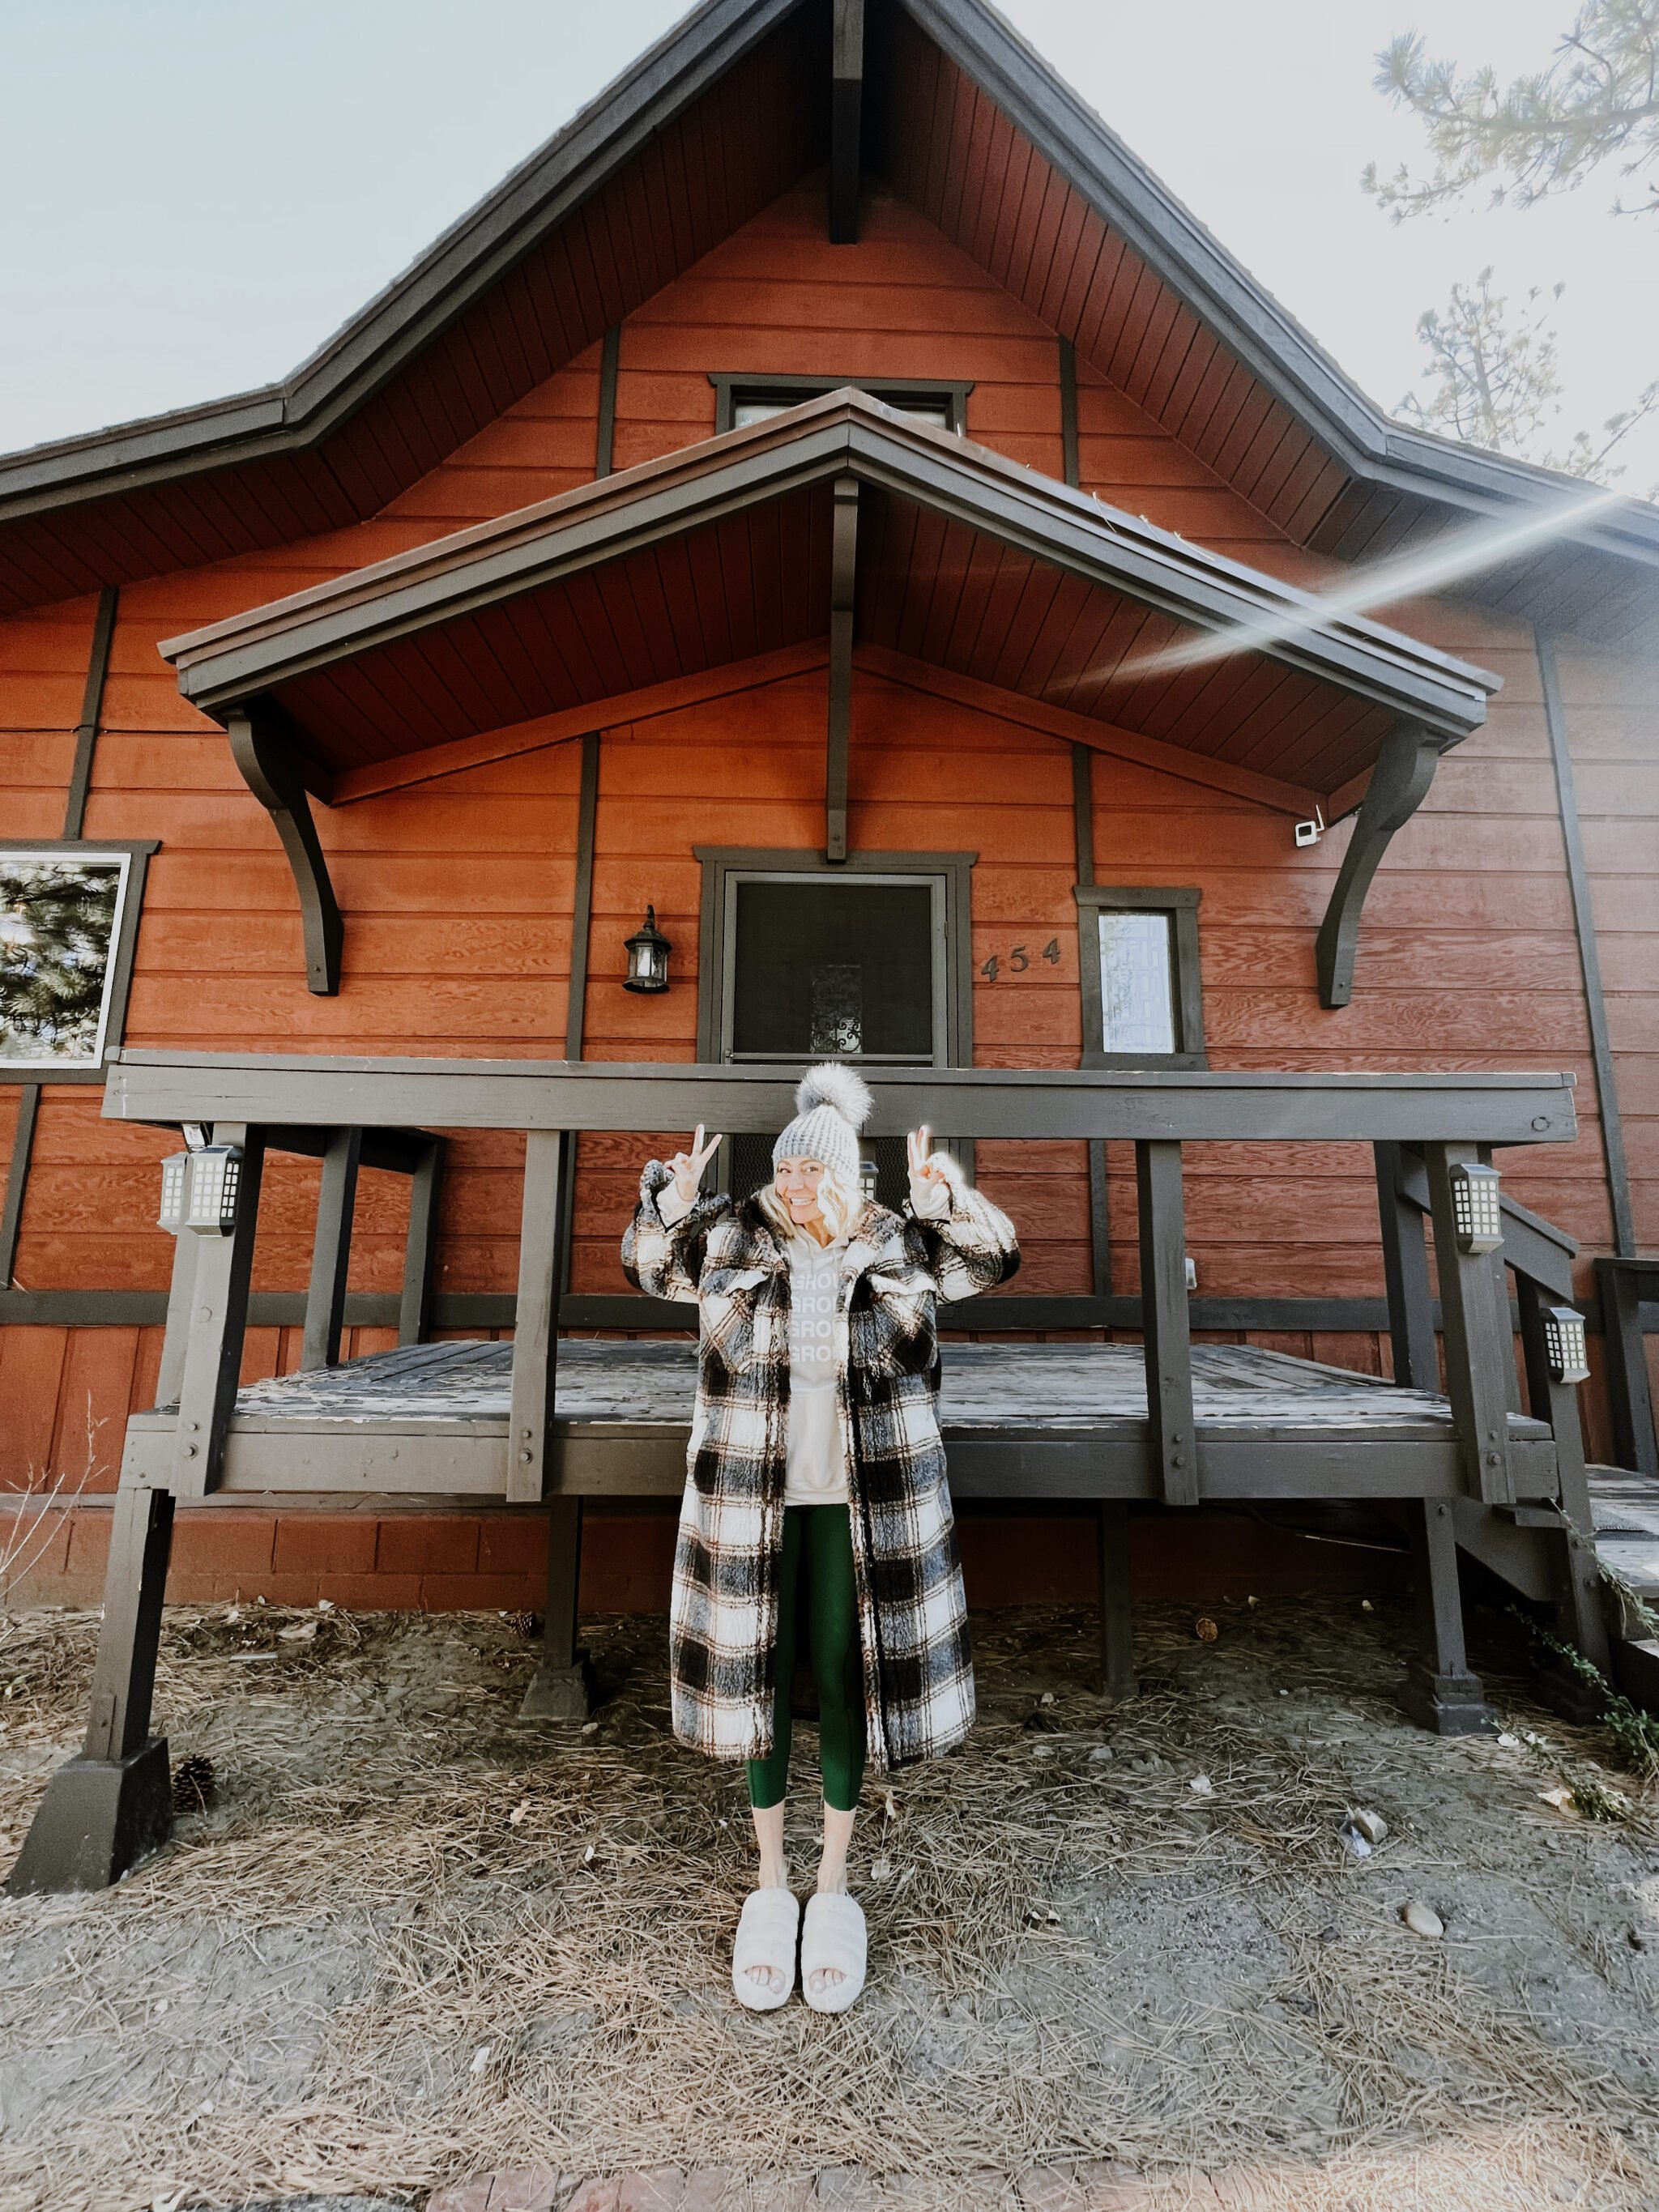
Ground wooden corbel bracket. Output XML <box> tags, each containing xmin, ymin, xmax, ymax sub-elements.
<box><xmin>226</xmin><ymin>704</ymin><xmax>343</xmax><ymax>996</ymax></box>
<box><xmin>1316</xmin><ymin>720</ymin><xmax>1440</xmax><ymax>1009</ymax></box>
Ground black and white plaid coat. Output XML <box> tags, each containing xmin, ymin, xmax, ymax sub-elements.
<box><xmin>622</xmin><ymin>1155</ymin><xmax>1018</xmax><ymax>1772</ymax></box>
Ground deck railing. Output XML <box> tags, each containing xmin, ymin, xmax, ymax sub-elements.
<box><xmin>105</xmin><ymin>1051</ymin><xmax>1586</xmax><ymax>1515</ymax></box>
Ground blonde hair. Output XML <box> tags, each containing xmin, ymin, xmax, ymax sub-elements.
<box><xmin>755</xmin><ymin>1158</ymin><xmax>864</xmax><ymax>1242</ymax></box>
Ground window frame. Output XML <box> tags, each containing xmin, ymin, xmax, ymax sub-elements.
<box><xmin>708</xmin><ymin>373</ymin><xmax>973</xmax><ymax>437</ymax></box>
<box><xmin>0</xmin><ymin>838</ymin><xmax>158</xmax><ymax>1084</ymax></box>
<box><xmin>1073</xmin><ymin>884</ymin><xmax>1206</xmax><ymax>1070</ymax></box>
<box><xmin>695</xmin><ymin>847</ymin><xmax>976</xmax><ymax>1067</ymax></box>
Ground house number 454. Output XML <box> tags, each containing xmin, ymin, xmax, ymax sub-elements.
<box><xmin>980</xmin><ymin>939</ymin><xmax>1062</xmax><ymax>982</ymax></box>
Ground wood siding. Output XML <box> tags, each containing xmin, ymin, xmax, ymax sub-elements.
<box><xmin>1</xmin><ymin>167</ymin><xmax>1649</xmax><ymax>1494</ymax></box>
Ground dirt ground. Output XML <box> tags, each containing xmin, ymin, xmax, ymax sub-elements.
<box><xmin>1</xmin><ymin>1589</ymin><xmax>1657</xmax><ymax>2212</ymax></box>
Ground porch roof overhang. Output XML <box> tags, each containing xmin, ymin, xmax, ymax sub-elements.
<box><xmin>163</xmin><ymin>389</ymin><xmax>1497</xmax><ymax>799</ymax></box>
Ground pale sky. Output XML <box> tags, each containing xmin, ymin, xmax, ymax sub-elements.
<box><xmin>3</xmin><ymin>1</ymin><xmax>1655</xmax><ymax>490</ymax></box>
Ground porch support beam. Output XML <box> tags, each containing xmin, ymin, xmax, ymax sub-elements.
<box><xmin>227</xmin><ymin>705</ymin><xmax>343</xmax><ymax>995</ymax></box>
<box><xmin>1316</xmin><ymin>720</ymin><xmax>1439</xmax><ymax>1008</ymax></box>
<box><xmin>825</xmin><ymin>474</ymin><xmax>859</xmax><ymax>862</ymax></box>
<box><xmin>1400</xmin><ymin>1498</ymin><xmax>1491</xmax><ymax>1734</ymax></box>
<box><xmin>829</xmin><ymin>0</ymin><xmax>864</xmax><ymax>243</ymax></box>
<box><xmin>6</xmin><ymin>1485</ymin><xmax>176</xmax><ymax>1894</ymax></box>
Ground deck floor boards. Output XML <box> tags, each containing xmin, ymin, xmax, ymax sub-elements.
<box><xmin>232</xmin><ymin>1337</ymin><xmax>1547</xmax><ymax>1438</ymax></box>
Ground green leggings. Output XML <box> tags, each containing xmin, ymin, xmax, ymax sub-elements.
<box><xmin>747</xmin><ymin>1503</ymin><xmax>868</xmax><ymax>1814</ymax></box>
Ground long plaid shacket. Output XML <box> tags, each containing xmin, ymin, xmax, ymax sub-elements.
<box><xmin>622</xmin><ymin>1155</ymin><xmax>1019</xmax><ymax>1772</ymax></box>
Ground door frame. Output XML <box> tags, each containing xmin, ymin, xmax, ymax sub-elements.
<box><xmin>693</xmin><ymin>848</ymin><xmax>978</xmax><ymax>1067</ymax></box>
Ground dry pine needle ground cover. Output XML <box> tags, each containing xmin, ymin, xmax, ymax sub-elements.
<box><xmin>1</xmin><ymin>1593</ymin><xmax>1657</xmax><ymax>2212</ymax></box>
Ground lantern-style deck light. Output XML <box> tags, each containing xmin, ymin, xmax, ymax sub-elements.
<box><xmin>157</xmin><ymin>1143</ymin><xmax>245</xmax><ymax>1237</ymax></box>
<box><xmin>157</xmin><ymin>1151</ymin><xmax>191</xmax><ymax>1232</ymax></box>
<box><xmin>1541</xmin><ymin>1305</ymin><xmax>1591</xmax><ymax>1387</ymax></box>
<box><xmin>623</xmin><ymin>905</ymin><xmax>672</xmax><ymax>993</ymax></box>
<box><xmin>1449</xmin><ymin>1161</ymin><xmax>1503</xmax><ymax>1254</ymax></box>
<box><xmin>859</xmin><ymin>1157</ymin><xmax>879</xmax><ymax>1204</ymax></box>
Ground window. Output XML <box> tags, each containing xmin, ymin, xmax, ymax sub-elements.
<box><xmin>710</xmin><ymin>373</ymin><xmax>971</xmax><ymax>437</ymax></box>
<box><xmin>0</xmin><ymin>843</ymin><xmax>155</xmax><ymax>1080</ymax></box>
<box><xmin>1074</xmin><ymin>885</ymin><xmax>1205</xmax><ymax>1068</ymax></box>
<box><xmin>695</xmin><ymin>847</ymin><xmax>977</xmax><ymax>1203</ymax></box>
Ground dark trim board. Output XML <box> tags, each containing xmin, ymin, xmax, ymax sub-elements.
<box><xmin>62</xmin><ymin>586</ymin><xmax>119</xmax><ymax>842</ymax></box>
<box><xmin>100</xmin><ymin>1052</ymin><xmax>1580</xmax><ymax>1147</ymax></box>
<box><xmin>1537</xmin><ymin>629</ymin><xmax>1636</xmax><ymax>1259</ymax></box>
<box><xmin>0</xmin><ymin>1085</ymin><xmax>41</xmax><ymax>1291</ymax></box>
<box><xmin>113</xmin><ymin>1403</ymin><xmax>1564</xmax><ymax>1504</ymax></box>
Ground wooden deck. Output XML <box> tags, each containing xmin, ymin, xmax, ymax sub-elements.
<box><xmin>121</xmin><ymin>1338</ymin><xmax>1561</xmax><ymax>1503</ymax></box>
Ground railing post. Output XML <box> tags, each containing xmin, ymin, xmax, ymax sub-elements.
<box><xmin>6</xmin><ymin>1485</ymin><xmax>176</xmax><ymax>1893</ymax></box>
<box><xmin>170</xmin><ymin>1123</ymin><xmax>265</xmax><ymax>1499</ymax></box>
<box><xmin>1136</xmin><ymin>1139</ymin><xmax>1197</xmax><ymax>1507</ymax></box>
<box><xmin>513</xmin><ymin>1130</ymin><xmax>591</xmax><ymax>1720</ymax></box>
<box><xmin>509</xmin><ymin>1129</ymin><xmax>565</xmax><ymax>1507</ymax></box>
<box><xmin>1422</xmin><ymin>1140</ymin><xmax>1516</xmax><ymax>1506</ymax></box>
<box><xmin>1516</xmin><ymin>1274</ymin><xmax>1612</xmax><ymax>1673</ymax></box>
<box><xmin>300</xmin><ymin>1127</ymin><xmax>361</xmax><ymax>1370</ymax></box>
<box><xmin>154</xmin><ymin>1224</ymin><xmax>200</xmax><ymax>1410</ymax></box>
<box><xmin>1374</xmin><ymin>1140</ymin><xmax>1435</xmax><ymax>1390</ymax></box>
<box><xmin>1597</xmin><ymin>1257</ymin><xmax>1657</xmax><ymax>1478</ymax></box>
<box><xmin>399</xmin><ymin>1138</ymin><xmax>443</xmax><ymax>1347</ymax></box>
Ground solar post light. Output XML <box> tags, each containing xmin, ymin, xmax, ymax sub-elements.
<box><xmin>156</xmin><ymin>1151</ymin><xmax>191</xmax><ymax>1233</ymax></box>
<box><xmin>623</xmin><ymin>905</ymin><xmax>672</xmax><ymax>993</ymax></box>
<box><xmin>859</xmin><ymin>1157</ymin><xmax>879</xmax><ymax>1204</ymax></box>
<box><xmin>1541</xmin><ymin>1305</ymin><xmax>1591</xmax><ymax>1387</ymax></box>
<box><xmin>157</xmin><ymin>1144</ymin><xmax>245</xmax><ymax>1237</ymax></box>
<box><xmin>1448</xmin><ymin>1161</ymin><xmax>1503</xmax><ymax>1254</ymax></box>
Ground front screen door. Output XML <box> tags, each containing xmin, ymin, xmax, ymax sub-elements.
<box><xmin>714</xmin><ymin>867</ymin><xmax>951</xmax><ymax>1204</ymax></box>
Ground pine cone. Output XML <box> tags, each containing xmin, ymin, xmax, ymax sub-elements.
<box><xmin>171</xmin><ymin>1752</ymin><xmax>217</xmax><ymax>1813</ymax></box>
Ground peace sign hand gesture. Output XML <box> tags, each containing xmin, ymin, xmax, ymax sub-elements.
<box><xmin>667</xmin><ymin>1123</ymin><xmax>723</xmax><ymax>1206</ymax></box>
<box><xmin>906</xmin><ymin>1124</ymin><xmax>946</xmax><ymax>1192</ymax></box>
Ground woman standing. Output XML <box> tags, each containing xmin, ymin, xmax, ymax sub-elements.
<box><xmin>623</xmin><ymin>1064</ymin><xmax>1018</xmax><ymax>2013</ymax></box>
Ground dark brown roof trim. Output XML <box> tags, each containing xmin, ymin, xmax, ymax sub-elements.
<box><xmin>161</xmin><ymin>389</ymin><xmax>1499</xmax><ymax>740</ymax></box>
<box><xmin>3</xmin><ymin>0</ymin><xmax>1652</xmax><ymax>582</ymax></box>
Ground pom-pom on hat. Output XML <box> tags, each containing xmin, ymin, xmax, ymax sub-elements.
<box><xmin>772</xmin><ymin>1063</ymin><xmax>872</xmax><ymax>1187</ymax></box>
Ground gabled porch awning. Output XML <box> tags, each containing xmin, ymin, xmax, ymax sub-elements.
<box><xmin>162</xmin><ymin>388</ymin><xmax>1497</xmax><ymax>799</ymax></box>
<box><xmin>161</xmin><ymin>390</ymin><xmax>1499</xmax><ymax>1006</ymax></box>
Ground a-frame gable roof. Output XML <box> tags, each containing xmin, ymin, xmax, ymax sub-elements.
<box><xmin>2</xmin><ymin>0</ymin><xmax>1656</xmax><ymax>647</ymax></box>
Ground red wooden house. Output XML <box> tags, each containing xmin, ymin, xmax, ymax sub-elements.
<box><xmin>2</xmin><ymin>0</ymin><xmax>1656</xmax><ymax>1887</ymax></box>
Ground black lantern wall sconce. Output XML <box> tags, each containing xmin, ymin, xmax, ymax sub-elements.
<box><xmin>624</xmin><ymin>906</ymin><xmax>672</xmax><ymax>993</ymax></box>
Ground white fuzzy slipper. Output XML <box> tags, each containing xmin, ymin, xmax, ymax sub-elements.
<box><xmin>800</xmin><ymin>1889</ymin><xmax>867</xmax><ymax>2013</ymax></box>
<box><xmin>731</xmin><ymin>1885</ymin><xmax>800</xmax><ymax>2010</ymax></box>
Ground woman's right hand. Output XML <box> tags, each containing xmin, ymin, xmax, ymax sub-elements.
<box><xmin>667</xmin><ymin>1123</ymin><xmax>723</xmax><ymax>1206</ymax></box>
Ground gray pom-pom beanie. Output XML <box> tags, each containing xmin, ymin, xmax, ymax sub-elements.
<box><xmin>771</xmin><ymin>1063</ymin><xmax>872</xmax><ymax>1186</ymax></box>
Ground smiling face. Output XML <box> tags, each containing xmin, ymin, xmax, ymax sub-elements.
<box><xmin>774</xmin><ymin>1155</ymin><xmax>828</xmax><ymax>1225</ymax></box>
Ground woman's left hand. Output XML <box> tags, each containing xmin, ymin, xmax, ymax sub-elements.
<box><xmin>906</xmin><ymin>1125</ymin><xmax>946</xmax><ymax>1192</ymax></box>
